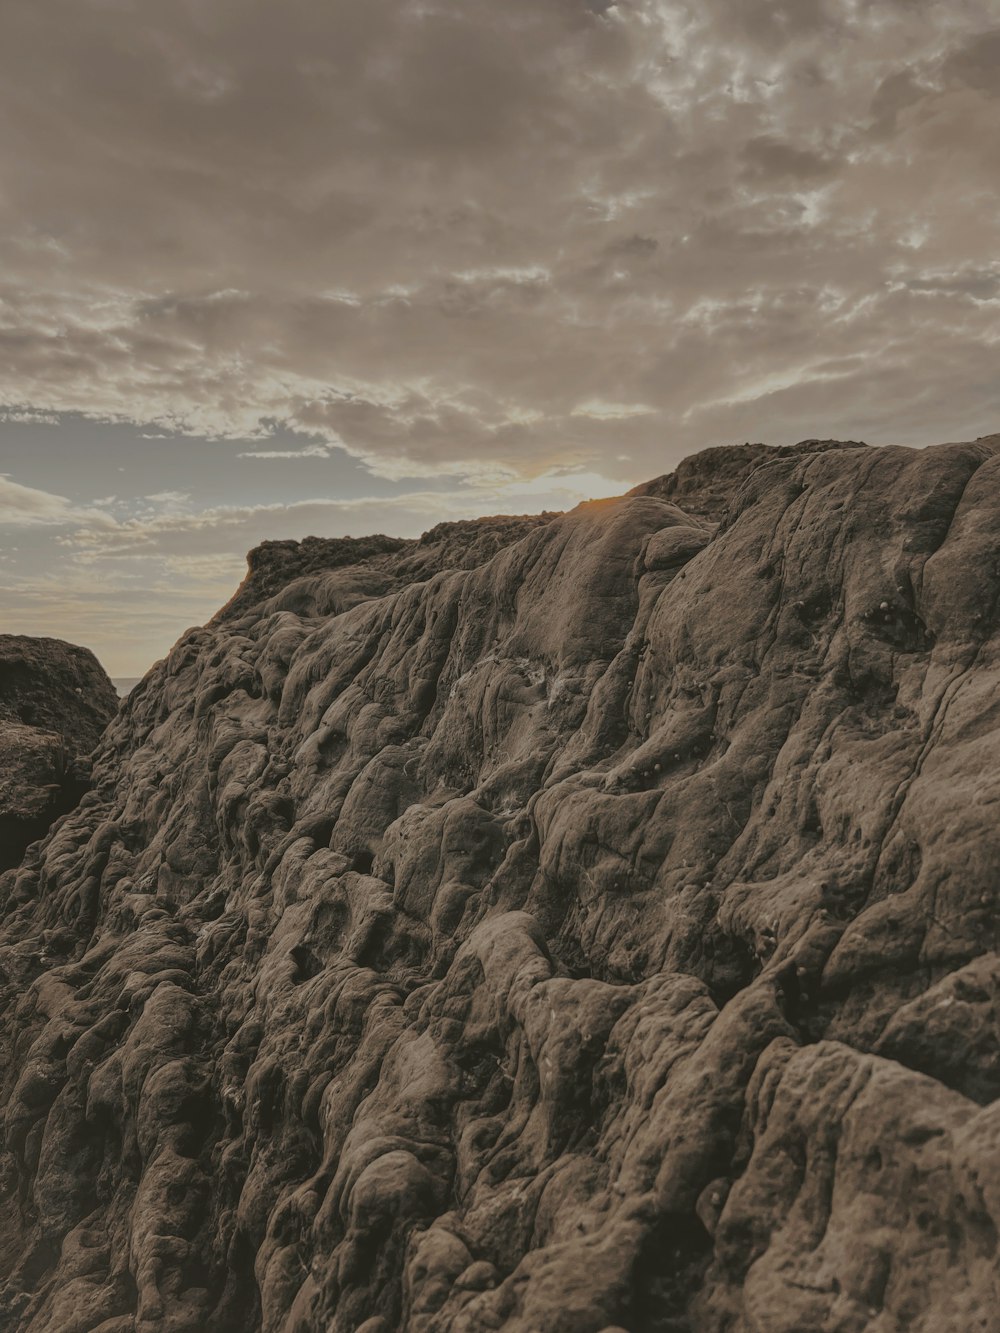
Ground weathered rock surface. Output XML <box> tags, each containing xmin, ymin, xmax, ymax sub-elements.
<box><xmin>628</xmin><ymin>439</ymin><xmax>869</xmax><ymax>521</ymax></box>
<box><xmin>0</xmin><ymin>637</ymin><xmax>119</xmax><ymax>871</ymax></box>
<box><xmin>215</xmin><ymin>515</ymin><xmax>560</xmax><ymax>626</ymax></box>
<box><xmin>2</xmin><ymin>439</ymin><xmax>1000</xmax><ymax>1332</ymax></box>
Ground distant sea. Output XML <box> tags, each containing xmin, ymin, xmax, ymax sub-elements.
<box><xmin>112</xmin><ymin>677</ymin><xmax>142</xmax><ymax>698</ymax></box>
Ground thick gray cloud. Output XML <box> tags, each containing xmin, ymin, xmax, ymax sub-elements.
<box><xmin>0</xmin><ymin>0</ymin><xmax>998</xmax><ymax>670</ymax></box>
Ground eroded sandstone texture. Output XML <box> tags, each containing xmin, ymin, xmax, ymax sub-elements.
<box><xmin>2</xmin><ymin>440</ymin><xmax>1000</xmax><ymax>1332</ymax></box>
<box><xmin>0</xmin><ymin>636</ymin><xmax>118</xmax><ymax>872</ymax></box>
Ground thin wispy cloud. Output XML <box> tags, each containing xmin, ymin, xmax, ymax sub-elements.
<box><xmin>239</xmin><ymin>444</ymin><xmax>332</xmax><ymax>460</ymax></box>
<box><xmin>0</xmin><ymin>475</ymin><xmax>113</xmax><ymax>528</ymax></box>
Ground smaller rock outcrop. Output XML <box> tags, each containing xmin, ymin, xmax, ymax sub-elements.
<box><xmin>0</xmin><ymin>635</ymin><xmax>118</xmax><ymax>869</ymax></box>
<box><xmin>215</xmin><ymin>515</ymin><xmax>562</xmax><ymax>626</ymax></box>
<box><xmin>629</xmin><ymin>438</ymin><xmax>869</xmax><ymax>520</ymax></box>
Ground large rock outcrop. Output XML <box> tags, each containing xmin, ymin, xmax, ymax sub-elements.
<box><xmin>2</xmin><ymin>438</ymin><xmax>1000</xmax><ymax>1332</ymax></box>
<box><xmin>0</xmin><ymin>636</ymin><xmax>118</xmax><ymax>871</ymax></box>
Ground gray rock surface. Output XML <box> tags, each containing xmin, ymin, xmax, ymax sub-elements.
<box><xmin>2</xmin><ymin>439</ymin><xmax>1000</xmax><ymax>1331</ymax></box>
<box><xmin>0</xmin><ymin>636</ymin><xmax>118</xmax><ymax>871</ymax></box>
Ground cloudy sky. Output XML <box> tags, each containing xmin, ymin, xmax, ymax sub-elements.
<box><xmin>1</xmin><ymin>0</ymin><xmax>998</xmax><ymax>675</ymax></box>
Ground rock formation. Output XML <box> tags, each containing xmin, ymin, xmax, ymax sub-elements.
<box><xmin>2</xmin><ymin>437</ymin><xmax>1000</xmax><ymax>1332</ymax></box>
<box><xmin>0</xmin><ymin>636</ymin><xmax>119</xmax><ymax>872</ymax></box>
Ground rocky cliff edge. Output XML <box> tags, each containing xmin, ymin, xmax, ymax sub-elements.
<box><xmin>2</xmin><ymin>438</ymin><xmax>1000</xmax><ymax>1332</ymax></box>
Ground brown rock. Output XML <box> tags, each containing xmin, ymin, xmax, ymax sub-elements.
<box><xmin>0</xmin><ymin>636</ymin><xmax>118</xmax><ymax>870</ymax></box>
<box><xmin>2</xmin><ymin>439</ymin><xmax>1000</xmax><ymax>1332</ymax></box>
